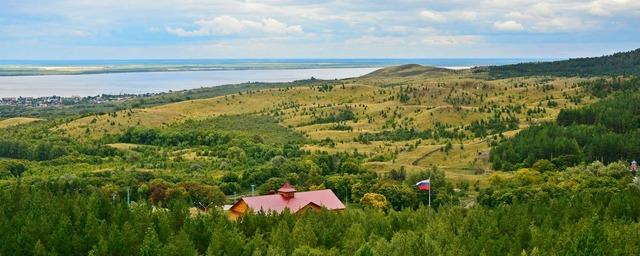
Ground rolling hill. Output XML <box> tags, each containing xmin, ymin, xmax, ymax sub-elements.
<box><xmin>55</xmin><ymin>64</ymin><xmax>593</xmax><ymax>184</ymax></box>
<box><xmin>363</xmin><ymin>64</ymin><xmax>456</xmax><ymax>78</ymax></box>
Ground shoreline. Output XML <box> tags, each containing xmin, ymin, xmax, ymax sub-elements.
<box><xmin>0</xmin><ymin>67</ymin><xmax>381</xmax><ymax>98</ymax></box>
<box><xmin>0</xmin><ymin>65</ymin><xmax>387</xmax><ymax>77</ymax></box>
<box><xmin>0</xmin><ymin>58</ymin><xmax>540</xmax><ymax>77</ymax></box>
<box><xmin>0</xmin><ymin>65</ymin><xmax>478</xmax><ymax>77</ymax></box>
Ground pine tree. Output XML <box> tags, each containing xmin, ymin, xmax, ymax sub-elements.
<box><xmin>290</xmin><ymin>220</ymin><xmax>317</xmax><ymax>249</ymax></box>
<box><xmin>207</xmin><ymin>222</ymin><xmax>244</xmax><ymax>256</ymax></box>
<box><xmin>343</xmin><ymin>223</ymin><xmax>366</xmax><ymax>255</ymax></box>
<box><xmin>163</xmin><ymin>230</ymin><xmax>198</xmax><ymax>256</ymax></box>
<box><xmin>268</xmin><ymin>221</ymin><xmax>292</xmax><ymax>254</ymax></box>
<box><xmin>139</xmin><ymin>227</ymin><xmax>162</xmax><ymax>256</ymax></box>
<box><xmin>243</xmin><ymin>232</ymin><xmax>268</xmax><ymax>256</ymax></box>
<box><xmin>89</xmin><ymin>237</ymin><xmax>110</xmax><ymax>256</ymax></box>
<box><xmin>354</xmin><ymin>243</ymin><xmax>374</xmax><ymax>256</ymax></box>
<box><xmin>33</xmin><ymin>240</ymin><xmax>47</xmax><ymax>256</ymax></box>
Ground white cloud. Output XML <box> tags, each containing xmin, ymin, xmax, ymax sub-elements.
<box><xmin>422</xmin><ymin>35</ymin><xmax>483</xmax><ymax>45</ymax></box>
<box><xmin>460</xmin><ymin>11</ymin><xmax>478</xmax><ymax>21</ymax></box>
<box><xmin>587</xmin><ymin>0</ymin><xmax>640</xmax><ymax>16</ymax></box>
<box><xmin>2</xmin><ymin>0</ymin><xmax>639</xmax><ymax>58</ymax></box>
<box><xmin>505</xmin><ymin>11</ymin><xmax>527</xmax><ymax>20</ymax></box>
<box><xmin>419</xmin><ymin>10</ymin><xmax>447</xmax><ymax>22</ymax></box>
<box><xmin>165</xmin><ymin>27</ymin><xmax>209</xmax><ymax>37</ymax></box>
<box><xmin>381</xmin><ymin>25</ymin><xmax>409</xmax><ymax>34</ymax></box>
<box><xmin>528</xmin><ymin>2</ymin><xmax>554</xmax><ymax>18</ymax></box>
<box><xmin>493</xmin><ymin>20</ymin><xmax>524</xmax><ymax>31</ymax></box>
<box><xmin>345</xmin><ymin>35</ymin><xmax>412</xmax><ymax>46</ymax></box>
<box><xmin>261</xmin><ymin>18</ymin><xmax>303</xmax><ymax>34</ymax></box>
<box><xmin>498</xmin><ymin>2</ymin><xmax>596</xmax><ymax>32</ymax></box>
<box><xmin>532</xmin><ymin>17</ymin><xmax>588</xmax><ymax>32</ymax></box>
<box><xmin>166</xmin><ymin>15</ymin><xmax>303</xmax><ymax>37</ymax></box>
<box><xmin>419</xmin><ymin>9</ymin><xmax>477</xmax><ymax>22</ymax></box>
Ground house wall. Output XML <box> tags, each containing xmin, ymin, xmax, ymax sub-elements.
<box><xmin>229</xmin><ymin>200</ymin><xmax>248</xmax><ymax>221</ymax></box>
<box><xmin>299</xmin><ymin>204</ymin><xmax>322</xmax><ymax>213</ymax></box>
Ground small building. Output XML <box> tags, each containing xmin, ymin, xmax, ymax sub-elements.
<box><xmin>229</xmin><ymin>182</ymin><xmax>345</xmax><ymax>220</ymax></box>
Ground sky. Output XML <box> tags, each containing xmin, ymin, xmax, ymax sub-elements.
<box><xmin>0</xmin><ymin>0</ymin><xmax>639</xmax><ymax>59</ymax></box>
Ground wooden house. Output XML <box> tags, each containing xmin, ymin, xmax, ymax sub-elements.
<box><xmin>229</xmin><ymin>182</ymin><xmax>345</xmax><ymax>220</ymax></box>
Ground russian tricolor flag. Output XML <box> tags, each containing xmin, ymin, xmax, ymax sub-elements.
<box><xmin>416</xmin><ymin>179</ymin><xmax>430</xmax><ymax>191</ymax></box>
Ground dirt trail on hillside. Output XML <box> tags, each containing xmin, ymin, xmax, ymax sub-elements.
<box><xmin>412</xmin><ymin>147</ymin><xmax>442</xmax><ymax>165</ymax></box>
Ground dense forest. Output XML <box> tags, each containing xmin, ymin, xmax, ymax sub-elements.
<box><xmin>485</xmin><ymin>48</ymin><xmax>640</xmax><ymax>78</ymax></box>
<box><xmin>491</xmin><ymin>78</ymin><xmax>640</xmax><ymax>170</ymax></box>
<box><xmin>1</xmin><ymin>161</ymin><xmax>638</xmax><ymax>255</ymax></box>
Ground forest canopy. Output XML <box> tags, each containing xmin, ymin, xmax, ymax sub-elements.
<box><xmin>491</xmin><ymin>90</ymin><xmax>640</xmax><ymax>170</ymax></box>
<box><xmin>485</xmin><ymin>48</ymin><xmax>640</xmax><ymax>78</ymax></box>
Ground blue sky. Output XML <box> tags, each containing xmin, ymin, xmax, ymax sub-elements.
<box><xmin>1</xmin><ymin>0</ymin><xmax>639</xmax><ymax>59</ymax></box>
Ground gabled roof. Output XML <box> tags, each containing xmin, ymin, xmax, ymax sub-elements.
<box><xmin>277</xmin><ymin>181</ymin><xmax>297</xmax><ymax>193</ymax></box>
<box><xmin>236</xmin><ymin>189</ymin><xmax>345</xmax><ymax>214</ymax></box>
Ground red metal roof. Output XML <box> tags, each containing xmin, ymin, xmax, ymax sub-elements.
<box><xmin>239</xmin><ymin>189</ymin><xmax>346</xmax><ymax>214</ymax></box>
<box><xmin>277</xmin><ymin>181</ymin><xmax>297</xmax><ymax>193</ymax></box>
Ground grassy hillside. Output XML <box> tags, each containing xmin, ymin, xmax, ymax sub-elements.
<box><xmin>55</xmin><ymin>65</ymin><xmax>596</xmax><ymax>184</ymax></box>
<box><xmin>363</xmin><ymin>64</ymin><xmax>455</xmax><ymax>78</ymax></box>
<box><xmin>0</xmin><ymin>117</ymin><xmax>42</xmax><ymax>128</ymax></box>
<box><xmin>485</xmin><ymin>48</ymin><xmax>640</xmax><ymax>78</ymax></box>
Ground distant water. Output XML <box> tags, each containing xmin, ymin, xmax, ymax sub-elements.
<box><xmin>0</xmin><ymin>58</ymin><xmax>543</xmax><ymax>70</ymax></box>
<box><xmin>0</xmin><ymin>59</ymin><xmax>545</xmax><ymax>97</ymax></box>
<box><xmin>0</xmin><ymin>68</ymin><xmax>381</xmax><ymax>97</ymax></box>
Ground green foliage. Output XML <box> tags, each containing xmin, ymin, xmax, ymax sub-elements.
<box><xmin>357</xmin><ymin>128</ymin><xmax>432</xmax><ymax>143</ymax></box>
<box><xmin>179</xmin><ymin>114</ymin><xmax>306</xmax><ymax>145</ymax></box>
<box><xmin>360</xmin><ymin>193</ymin><xmax>390</xmax><ymax>210</ymax></box>
<box><xmin>0</xmin><ymin>160</ymin><xmax>27</xmax><ymax>178</ymax></box>
<box><xmin>486</xmin><ymin>48</ymin><xmax>640</xmax><ymax>78</ymax></box>
<box><xmin>492</xmin><ymin>92</ymin><xmax>640</xmax><ymax>170</ymax></box>
<box><xmin>328</xmin><ymin>123</ymin><xmax>353</xmax><ymax>131</ymax></box>
<box><xmin>580</xmin><ymin>77</ymin><xmax>640</xmax><ymax>98</ymax></box>
<box><xmin>140</xmin><ymin>227</ymin><xmax>162</xmax><ymax>256</ymax></box>
<box><xmin>557</xmin><ymin>92</ymin><xmax>640</xmax><ymax>133</ymax></box>
<box><xmin>356</xmin><ymin>123</ymin><xmax>465</xmax><ymax>143</ymax></box>
<box><xmin>466</xmin><ymin>113</ymin><xmax>519</xmax><ymax>138</ymax></box>
<box><xmin>479</xmin><ymin>161</ymin><xmax>633</xmax><ymax>207</ymax></box>
<box><xmin>311</xmin><ymin>109</ymin><xmax>356</xmax><ymax>124</ymax></box>
<box><xmin>531</xmin><ymin>159</ymin><xmax>556</xmax><ymax>173</ymax></box>
<box><xmin>0</xmin><ymin>177</ymin><xmax>638</xmax><ymax>256</ymax></box>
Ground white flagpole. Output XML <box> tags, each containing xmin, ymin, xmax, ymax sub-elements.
<box><xmin>428</xmin><ymin>177</ymin><xmax>431</xmax><ymax>208</ymax></box>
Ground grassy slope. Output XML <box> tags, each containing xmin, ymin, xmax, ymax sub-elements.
<box><xmin>172</xmin><ymin>114</ymin><xmax>306</xmax><ymax>145</ymax></box>
<box><xmin>57</xmin><ymin>65</ymin><xmax>596</xmax><ymax>184</ymax></box>
<box><xmin>0</xmin><ymin>117</ymin><xmax>43</xmax><ymax>128</ymax></box>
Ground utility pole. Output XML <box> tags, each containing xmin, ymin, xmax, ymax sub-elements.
<box><xmin>127</xmin><ymin>187</ymin><xmax>131</xmax><ymax>206</ymax></box>
<box><xmin>345</xmin><ymin>186</ymin><xmax>348</xmax><ymax>207</ymax></box>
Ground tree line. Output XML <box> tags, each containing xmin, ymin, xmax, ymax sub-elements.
<box><xmin>491</xmin><ymin>92</ymin><xmax>640</xmax><ymax>170</ymax></box>
<box><xmin>485</xmin><ymin>48</ymin><xmax>640</xmax><ymax>78</ymax></box>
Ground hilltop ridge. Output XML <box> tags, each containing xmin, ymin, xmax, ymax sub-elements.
<box><xmin>363</xmin><ymin>64</ymin><xmax>456</xmax><ymax>78</ymax></box>
<box><xmin>485</xmin><ymin>48</ymin><xmax>640</xmax><ymax>78</ymax></box>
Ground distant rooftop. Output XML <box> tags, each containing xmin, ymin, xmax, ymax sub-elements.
<box><xmin>230</xmin><ymin>183</ymin><xmax>345</xmax><ymax>216</ymax></box>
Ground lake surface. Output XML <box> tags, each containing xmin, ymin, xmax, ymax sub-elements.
<box><xmin>0</xmin><ymin>58</ymin><xmax>549</xmax><ymax>97</ymax></box>
<box><xmin>0</xmin><ymin>67</ymin><xmax>379</xmax><ymax>97</ymax></box>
